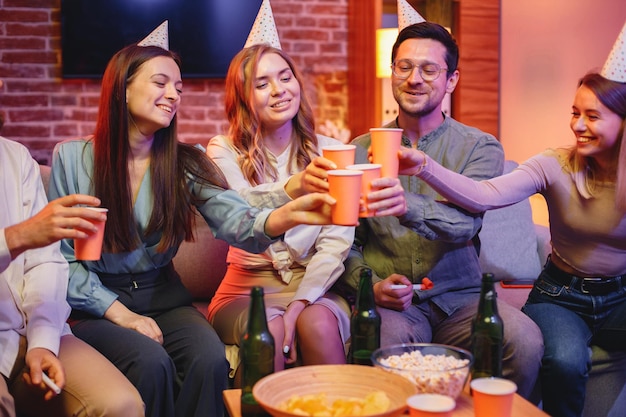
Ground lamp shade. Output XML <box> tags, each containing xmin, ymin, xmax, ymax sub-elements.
<box><xmin>376</xmin><ymin>28</ymin><xmax>398</xmax><ymax>78</ymax></box>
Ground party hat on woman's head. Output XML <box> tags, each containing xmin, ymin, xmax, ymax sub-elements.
<box><xmin>138</xmin><ymin>20</ymin><xmax>169</xmax><ymax>50</ymax></box>
<box><xmin>398</xmin><ymin>0</ymin><xmax>426</xmax><ymax>31</ymax></box>
<box><xmin>244</xmin><ymin>0</ymin><xmax>282</xmax><ymax>49</ymax></box>
<box><xmin>601</xmin><ymin>21</ymin><xmax>626</xmax><ymax>82</ymax></box>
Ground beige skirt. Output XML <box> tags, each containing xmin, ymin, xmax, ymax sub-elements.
<box><xmin>208</xmin><ymin>264</ymin><xmax>351</xmax><ymax>346</ymax></box>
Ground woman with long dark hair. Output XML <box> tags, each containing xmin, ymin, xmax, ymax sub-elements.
<box><xmin>49</xmin><ymin>43</ymin><xmax>335</xmax><ymax>417</ymax></box>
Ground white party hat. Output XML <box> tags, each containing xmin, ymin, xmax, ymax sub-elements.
<box><xmin>398</xmin><ymin>0</ymin><xmax>426</xmax><ymax>31</ymax></box>
<box><xmin>244</xmin><ymin>0</ymin><xmax>282</xmax><ymax>49</ymax></box>
<box><xmin>138</xmin><ymin>20</ymin><xmax>169</xmax><ymax>50</ymax></box>
<box><xmin>601</xmin><ymin>21</ymin><xmax>626</xmax><ymax>82</ymax></box>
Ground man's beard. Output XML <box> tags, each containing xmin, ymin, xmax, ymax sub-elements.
<box><xmin>397</xmin><ymin>97</ymin><xmax>440</xmax><ymax>118</ymax></box>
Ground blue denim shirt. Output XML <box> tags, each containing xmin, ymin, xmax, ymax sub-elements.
<box><xmin>49</xmin><ymin>139</ymin><xmax>275</xmax><ymax>317</ymax></box>
<box><xmin>341</xmin><ymin>116</ymin><xmax>504</xmax><ymax>315</ymax></box>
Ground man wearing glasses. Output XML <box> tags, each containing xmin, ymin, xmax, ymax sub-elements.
<box><xmin>335</xmin><ymin>22</ymin><xmax>543</xmax><ymax>402</ymax></box>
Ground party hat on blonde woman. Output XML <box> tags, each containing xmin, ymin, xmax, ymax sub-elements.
<box><xmin>601</xmin><ymin>21</ymin><xmax>626</xmax><ymax>82</ymax></box>
<box><xmin>398</xmin><ymin>0</ymin><xmax>426</xmax><ymax>31</ymax></box>
<box><xmin>138</xmin><ymin>20</ymin><xmax>169</xmax><ymax>50</ymax></box>
<box><xmin>244</xmin><ymin>0</ymin><xmax>282</xmax><ymax>49</ymax></box>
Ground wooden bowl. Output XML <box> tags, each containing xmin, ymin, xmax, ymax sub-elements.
<box><xmin>252</xmin><ymin>364</ymin><xmax>417</xmax><ymax>417</ymax></box>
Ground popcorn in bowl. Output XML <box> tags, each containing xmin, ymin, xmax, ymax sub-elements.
<box><xmin>372</xmin><ymin>343</ymin><xmax>473</xmax><ymax>399</ymax></box>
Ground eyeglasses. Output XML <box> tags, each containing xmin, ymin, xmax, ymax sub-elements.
<box><xmin>391</xmin><ymin>59</ymin><xmax>448</xmax><ymax>81</ymax></box>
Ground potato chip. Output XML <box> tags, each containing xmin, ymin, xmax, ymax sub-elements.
<box><xmin>278</xmin><ymin>391</ymin><xmax>390</xmax><ymax>416</ymax></box>
<box><xmin>362</xmin><ymin>391</ymin><xmax>391</xmax><ymax>414</ymax></box>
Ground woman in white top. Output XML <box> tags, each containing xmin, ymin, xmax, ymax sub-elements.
<box><xmin>207</xmin><ymin>44</ymin><xmax>405</xmax><ymax>374</ymax></box>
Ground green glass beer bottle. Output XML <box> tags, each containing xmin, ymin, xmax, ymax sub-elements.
<box><xmin>348</xmin><ymin>268</ymin><xmax>381</xmax><ymax>366</ymax></box>
<box><xmin>241</xmin><ymin>286</ymin><xmax>274</xmax><ymax>417</ymax></box>
<box><xmin>470</xmin><ymin>273</ymin><xmax>504</xmax><ymax>379</ymax></box>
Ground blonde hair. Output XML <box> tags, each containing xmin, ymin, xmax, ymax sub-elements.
<box><xmin>565</xmin><ymin>73</ymin><xmax>626</xmax><ymax>210</ymax></box>
<box><xmin>223</xmin><ymin>44</ymin><xmax>318</xmax><ymax>185</ymax></box>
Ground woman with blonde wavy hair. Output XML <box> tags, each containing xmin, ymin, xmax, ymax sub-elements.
<box><xmin>207</xmin><ymin>43</ymin><xmax>351</xmax><ymax>376</ymax></box>
<box><xmin>222</xmin><ymin>44</ymin><xmax>319</xmax><ymax>188</ymax></box>
<box><xmin>207</xmin><ymin>43</ymin><xmax>405</xmax><ymax>377</ymax></box>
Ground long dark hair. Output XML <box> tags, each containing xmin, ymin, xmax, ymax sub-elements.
<box><xmin>92</xmin><ymin>44</ymin><xmax>227</xmax><ymax>252</ymax></box>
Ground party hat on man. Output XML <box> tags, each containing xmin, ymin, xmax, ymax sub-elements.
<box><xmin>138</xmin><ymin>20</ymin><xmax>169</xmax><ymax>50</ymax></box>
<box><xmin>601</xmin><ymin>21</ymin><xmax>626</xmax><ymax>82</ymax></box>
<box><xmin>244</xmin><ymin>0</ymin><xmax>282</xmax><ymax>49</ymax></box>
<box><xmin>398</xmin><ymin>0</ymin><xmax>426</xmax><ymax>31</ymax></box>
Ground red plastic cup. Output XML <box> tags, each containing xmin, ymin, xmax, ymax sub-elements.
<box><xmin>327</xmin><ymin>169</ymin><xmax>363</xmax><ymax>226</ymax></box>
<box><xmin>322</xmin><ymin>144</ymin><xmax>356</xmax><ymax>169</ymax></box>
<box><xmin>346</xmin><ymin>163</ymin><xmax>381</xmax><ymax>217</ymax></box>
<box><xmin>470</xmin><ymin>377</ymin><xmax>517</xmax><ymax>417</ymax></box>
<box><xmin>370</xmin><ymin>127</ymin><xmax>403</xmax><ymax>178</ymax></box>
<box><xmin>74</xmin><ymin>207</ymin><xmax>108</xmax><ymax>261</ymax></box>
<box><xmin>407</xmin><ymin>394</ymin><xmax>456</xmax><ymax>417</ymax></box>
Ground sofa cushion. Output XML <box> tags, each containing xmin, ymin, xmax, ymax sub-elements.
<box><xmin>478</xmin><ymin>160</ymin><xmax>542</xmax><ymax>280</ymax></box>
<box><xmin>172</xmin><ymin>213</ymin><xmax>229</xmax><ymax>301</ymax></box>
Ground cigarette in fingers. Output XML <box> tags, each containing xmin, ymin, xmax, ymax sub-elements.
<box><xmin>390</xmin><ymin>284</ymin><xmax>426</xmax><ymax>290</ymax></box>
<box><xmin>42</xmin><ymin>372</ymin><xmax>62</xmax><ymax>395</ymax></box>
<box><xmin>390</xmin><ymin>278</ymin><xmax>434</xmax><ymax>291</ymax></box>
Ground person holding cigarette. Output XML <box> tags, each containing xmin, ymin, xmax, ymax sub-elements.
<box><xmin>333</xmin><ymin>18</ymin><xmax>543</xmax><ymax>403</ymax></box>
<box><xmin>0</xmin><ymin>132</ymin><xmax>144</xmax><ymax>416</ymax></box>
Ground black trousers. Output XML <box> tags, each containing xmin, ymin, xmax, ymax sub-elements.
<box><xmin>70</xmin><ymin>264</ymin><xmax>229</xmax><ymax>417</ymax></box>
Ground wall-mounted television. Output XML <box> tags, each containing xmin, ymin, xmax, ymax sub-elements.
<box><xmin>61</xmin><ymin>0</ymin><xmax>263</xmax><ymax>79</ymax></box>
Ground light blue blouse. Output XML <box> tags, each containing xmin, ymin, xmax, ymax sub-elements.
<box><xmin>48</xmin><ymin>138</ymin><xmax>276</xmax><ymax>317</ymax></box>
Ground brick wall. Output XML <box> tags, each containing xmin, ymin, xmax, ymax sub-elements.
<box><xmin>0</xmin><ymin>0</ymin><xmax>348</xmax><ymax>164</ymax></box>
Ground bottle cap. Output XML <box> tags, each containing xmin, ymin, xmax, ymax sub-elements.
<box><xmin>251</xmin><ymin>286</ymin><xmax>264</xmax><ymax>296</ymax></box>
<box><xmin>482</xmin><ymin>273</ymin><xmax>495</xmax><ymax>282</ymax></box>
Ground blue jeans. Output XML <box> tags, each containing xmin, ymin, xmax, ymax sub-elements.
<box><xmin>523</xmin><ymin>264</ymin><xmax>626</xmax><ymax>417</ymax></box>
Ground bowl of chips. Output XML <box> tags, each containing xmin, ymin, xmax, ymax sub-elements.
<box><xmin>252</xmin><ymin>364</ymin><xmax>417</xmax><ymax>417</ymax></box>
<box><xmin>372</xmin><ymin>343</ymin><xmax>473</xmax><ymax>399</ymax></box>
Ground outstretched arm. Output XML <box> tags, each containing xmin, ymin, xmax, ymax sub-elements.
<box><xmin>264</xmin><ymin>192</ymin><xmax>336</xmax><ymax>236</ymax></box>
<box><xmin>398</xmin><ymin>148</ymin><xmax>542</xmax><ymax>212</ymax></box>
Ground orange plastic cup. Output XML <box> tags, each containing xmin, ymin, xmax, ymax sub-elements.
<box><xmin>370</xmin><ymin>127</ymin><xmax>403</xmax><ymax>178</ymax></box>
<box><xmin>327</xmin><ymin>169</ymin><xmax>363</xmax><ymax>226</ymax></box>
<box><xmin>346</xmin><ymin>163</ymin><xmax>381</xmax><ymax>217</ymax></box>
<box><xmin>74</xmin><ymin>207</ymin><xmax>108</xmax><ymax>261</ymax></box>
<box><xmin>407</xmin><ymin>394</ymin><xmax>456</xmax><ymax>417</ymax></box>
<box><xmin>470</xmin><ymin>377</ymin><xmax>517</xmax><ymax>417</ymax></box>
<box><xmin>321</xmin><ymin>144</ymin><xmax>356</xmax><ymax>169</ymax></box>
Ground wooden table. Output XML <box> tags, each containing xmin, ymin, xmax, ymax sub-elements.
<box><xmin>223</xmin><ymin>388</ymin><xmax>548</xmax><ymax>417</ymax></box>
